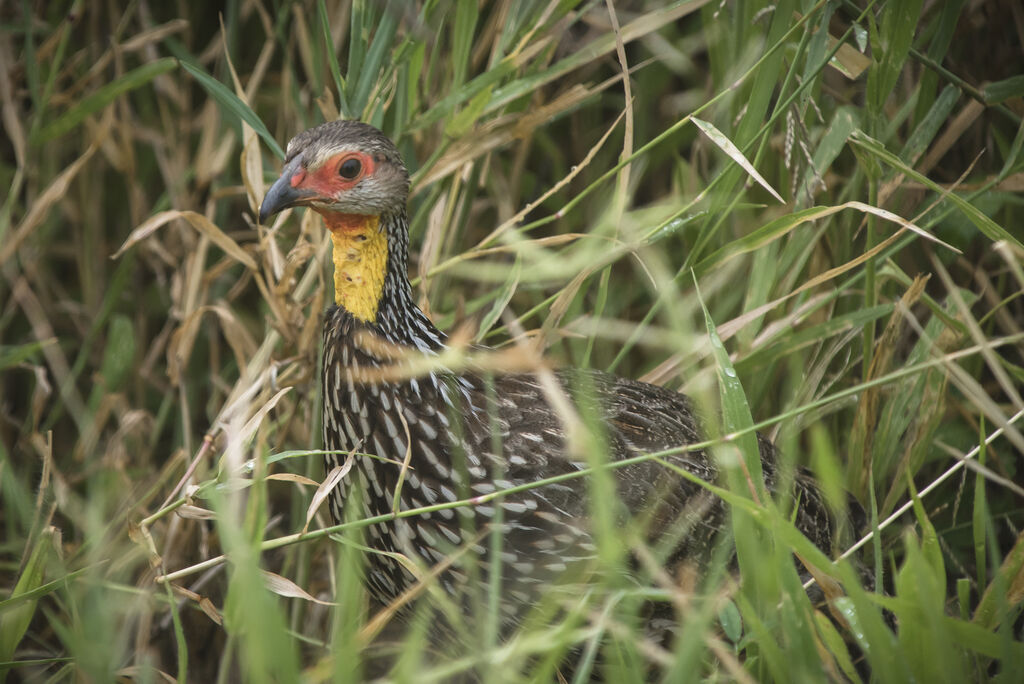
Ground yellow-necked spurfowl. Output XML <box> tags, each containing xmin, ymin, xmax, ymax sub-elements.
<box><xmin>258</xmin><ymin>120</ymin><xmax>841</xmax><ymax>625</ymax></box>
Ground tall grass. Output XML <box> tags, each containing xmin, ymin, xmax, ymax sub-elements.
<box><xmin>2</xmin><ymin>0</ymin><xmax>1023</xmax><ymax>681</ymax></box>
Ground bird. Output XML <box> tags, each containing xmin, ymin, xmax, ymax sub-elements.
<box><xmin>258</xmin><ymin>120</ymin><xmax>846</xmax><ymax>640</ymax></box>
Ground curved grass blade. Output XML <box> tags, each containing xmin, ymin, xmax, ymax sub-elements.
<box><xmin>317</xmin><ymin>0</ymin><xmax>350</xmax><ymax>118</ymax></box>
<box><xmin>850</xmin><ymin>131</ymin><xmax>1024</xmax><ymax>250</ymax></box>
<box><xmin>32</xmin><ymin>58</ymin><xmax>176</xmax><ymax>143</ymax></box>
<box><xmin>179</xmin><ymin>60</ymin><xmax>284</xmax><ymax>159</ymax></box>
<box><xmin>692</xmin><ymin>116</ymin><xmax>783</xmax><ymax>203</ymax></box>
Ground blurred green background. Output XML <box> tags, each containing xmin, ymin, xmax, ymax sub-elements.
<box><xmin>2</xmin><ymin>0</ymin><xmax>1023</xmax><ymax>681</ymax></box>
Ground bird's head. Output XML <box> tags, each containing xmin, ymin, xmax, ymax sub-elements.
<box><xmin>259</xmin><ymin>120</ymin><xmax>410</xmax><ymax>224</ymax></box>
<box><xmin>259</xmin><ymin>121</ymin><xmax>412</xmax><ymax>323</ymax></box>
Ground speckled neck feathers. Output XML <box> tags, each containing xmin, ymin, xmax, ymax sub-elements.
<box><xmin>326</xmin><ymin>209</ymin><xmax>445</xmax><ymax>354</ymax></box>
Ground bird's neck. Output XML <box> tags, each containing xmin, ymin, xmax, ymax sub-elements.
<box><xmin>325</xmin><ymin>213</ymin><xmax>388</xmax><ymax>323</ymax></box>
<box><xmin>324</xmin><ymin>209</ymin><xmax>446</xmax><ymax>353</ymax></box>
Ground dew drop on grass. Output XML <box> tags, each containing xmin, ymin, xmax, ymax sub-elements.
<box><xmin>833</xmin><ymin>597</ymin><xmax>868</xmax><ymax>647</ymax></box>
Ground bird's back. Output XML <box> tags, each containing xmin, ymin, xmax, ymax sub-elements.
<box><xmin>320</xmin><ymin>306</ymin><xmax>840</xmax><ymax>621</ymax></box>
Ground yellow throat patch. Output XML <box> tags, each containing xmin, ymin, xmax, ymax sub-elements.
<box><xmin>326</xmin><ymin>214</ymin><xmax>387</xmax><ymax>322</ymax></box>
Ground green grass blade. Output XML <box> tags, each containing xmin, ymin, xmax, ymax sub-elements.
<box><xmin>900</xmin><ymin>84</ymin><xmax>961</xmax><ymax>163</ymax></box>
<box><xmin>983</xmin><ymin>74</ymin><xmax>1024</xmax><ymax>105</ymax></box>
<box><xmin>866</xmin><ymin>0</ymin><xmax>924</xmax><ymax>125</ymax></box>
<box><xmin>0</xmin><ymin>528</ymin><xmax>59</xmax><ymax>676</ymax></box>
<box><xmin>350</xmin><ymin>2</ymin><xmax>399</xmax><ymax>118</ymax></box>
<box><xmin>850</xmin><ymin>131</ymin><xmax>1024</xmax><ymax>249</ymax></box>
<box><xmin>318</xmin><ymin>0</ymin><xmax>351</xmax><ymax>118</ymax></box>
<box><xmin>179</xmin><ymin>60</ymin><xmax>284</xmax><ymax>159</ymax></box>
<box><xmin>32</xmin><ymin>58</ymin><xmax>176</xmax><ymax>143</ymax></box>
<box><xmin>797</xmin><ymin>106</ymin><xmax>859</xmax><ymax>203</ymax></box>
<box><xmin>450</xmin><ymin>0</ymin><xmax>478</xmax><ymax>91</ymax></box>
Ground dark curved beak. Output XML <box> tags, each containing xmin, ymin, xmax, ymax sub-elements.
<box><xmin>259</xmin><ymin>156</ymin><xmax>312</xmax><ymax>223</ymax></box>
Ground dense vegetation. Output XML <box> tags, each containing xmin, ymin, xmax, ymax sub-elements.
<box><xmin>2</xmin><ymin>0</ymin><xmax>1023</xmax><ymax>681</ymax></box>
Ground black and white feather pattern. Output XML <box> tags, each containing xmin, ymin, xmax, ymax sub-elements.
<box><xmin>319</xmin><ymin>213</ymin><xmax>837</xmax><ymax>625</ymax></box>
<box><xmin>266</xmin><ymin>120</ymin><xmax>846</xmax><ymax>630</ymax></box>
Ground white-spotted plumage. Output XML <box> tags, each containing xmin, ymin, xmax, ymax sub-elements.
<box><xmin>260</xmin><ymin>120</ymin><xmax>855</xmax><ymax>640</ymax></box>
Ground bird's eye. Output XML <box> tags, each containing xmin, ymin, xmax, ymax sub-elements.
<box><xmin>339</xmin><ymin>158</ymin><xmax>362</xmax><ymax>180</ymax></box>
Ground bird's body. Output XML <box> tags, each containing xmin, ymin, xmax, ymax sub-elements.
<box><xmin>259</xmin><ymin>120</ymin><xmax>840</xmax><ymax>631</ymax></box>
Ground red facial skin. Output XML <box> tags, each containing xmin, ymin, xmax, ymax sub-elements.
<box><xmin>291</xmin><ymin>151</ymin><xmax>378</xmax><ymax>234</ymax></box>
